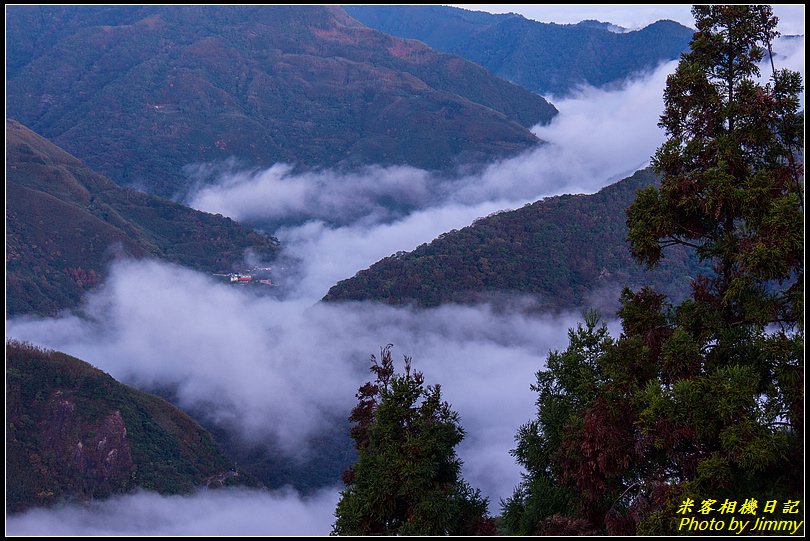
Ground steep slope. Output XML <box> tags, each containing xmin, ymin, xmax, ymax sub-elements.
<box><xmin>6</xmin><ymin>5</ymin><xmax>556</xmax><ymax>196</ymax></box>
<box><xmin>345</xmin><ymin>6</ymin><xmax>694</xmax><ymax>97</ymax></box>
<box><xmin>6</xmin><ymin>120</ymin><xmax>279</xmax><ymax>316</ymax></box>
<box><xmin>323</xmin><ymin>169</ymin><xmax>710</xmax><ymax>312</ymax></box>
<box><xmin>6</xmin><ymin>340</ymin><xmax>255</xmax><ymax>513</ymax></box>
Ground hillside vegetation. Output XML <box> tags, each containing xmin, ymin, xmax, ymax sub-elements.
<box><xmin>6</xmin><ymin>5</ymin><xmax>556</xmax><ymax>196</ymax></box>
<box><xmin>6</xmin><ymin>120</ymin><xmax>279</xmax><ymax>316</ymax></box>
<box><xmin>6</xmin><ymin>340</ymin><xmax>255</xmax><ymax>513</ymax></box>
<box><xmin>324</xmin><ymin>169</ymin><xmax>710</xmax><ymax>312</ymax></box>
<box><xmin>345</xmin><ymin>6</ymin><xmax>694</xmax><ymax>97</ymax></box>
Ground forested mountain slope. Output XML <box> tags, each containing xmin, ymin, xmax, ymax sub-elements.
<box><xmin>324</xmin><ymin>169</ymin><xmax>710</xmax><ymax>312</ymax></box>
<box><xmin>6</xmin><ymin>340</ymin><xmax>254</xmax><ymax>513</ymax></box>
<box><xmin>7</xmin><ymin>5</ymin><xmax>557</xmax><ymax>196</ymax></box>
<box><xmin>6</xmin><ymin>120</ymin><xmax>278</xmax><ymax>316</ymax></box>
<box><xmin>345</xmin><ymin>6</ymin><xmax>694</xmax><ymax>97</ymax></box>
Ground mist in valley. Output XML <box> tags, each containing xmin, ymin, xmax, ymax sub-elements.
<box><xmin>6</xmin><ymin>33</ymin><xmax>804</xmax><ymax>535</ymax></box>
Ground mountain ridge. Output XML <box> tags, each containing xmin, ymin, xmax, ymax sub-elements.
<box><xmin>344</xmin><ymin>6</ymin><xmax>694</xmax><ymax>97</ymax></box>
<box><xmin>6</xmin><ymin>5</ymin><xmax>557</xmax><ymax>197</ymax></box>
<box><xmin>6</xmin><ymin>340</ymin><xmax>256</xmax><ymax>513</ymax></box>
<box><xmin>6</xmin><ymin>119</ymin><xmax>279</xmax><ymax>316</ymax></box>
<box><xmin>323</xmin><ymin>168</ymin><xmax>711</xmax><ymax>312</ymax></box>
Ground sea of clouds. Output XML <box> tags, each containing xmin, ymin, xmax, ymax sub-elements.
<box><xmin>7</xmin><ymin>33</ymin><xmax>804</xmax><ymax>535</ymax></box>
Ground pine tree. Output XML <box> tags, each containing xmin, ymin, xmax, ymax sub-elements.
<box><xmin>332</xmin><ymin>346</ymin><xmax>493</xmax><ymax>536</ymax></box>
<box><xmin>504</xmin><ymin>6</ymin><xmax>803</xmax><ymax>534</ymax></box>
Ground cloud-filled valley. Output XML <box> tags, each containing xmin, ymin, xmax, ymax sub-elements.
<box><xmin>8</xmin><ymin>259</ymin><xmax>590</xmax><ymax>505</ymax></box>
<box><xmin>6</xmin><ymin>33</ymin><xmax>804</xmax><ymax>535</ymax></box>
<box><xmin>5</xmin><ymin>488</ymin><xmax>341</xmax><ymax>536</ymax></box>
<box><xmin>186</xmin><ymin>59</ymin><xmax>681</xmax><ymax>232</ymax></box>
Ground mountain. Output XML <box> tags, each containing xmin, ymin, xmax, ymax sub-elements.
<box><xmin>323</xmin><ymin>169</ymin><xmax>711</xmax><ymax>313</ymax></box>
<box><xmin>6</xmin><ymin>119</ymin><xmax>279</xmax><ymax>317</ymax></box>
<box><xmin>344</xmin><ymin>6</ymin><xmax>694</xmax><ymax>97</ymax></box>
<box><xmin>6</xmin><ymin>340</ymin><xmax>255</xmax><ymax>513</ymax></box>
<box><xmin>345</xmin><ymin>5</ymin><xmax>517</xmax><ymax>52</ymax></box>
<box><xmin>575</xmin><ymin>19</ymin><xmax>628</xmax><ymax>33</ymax></box>
<box><xmin>6</xmin><ymin>5</ymin><xmax>557</xmax><ymax>197</ymax></box>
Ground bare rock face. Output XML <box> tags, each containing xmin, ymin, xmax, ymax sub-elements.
<box><xmin>43</xmin><ymin>402</ymin><xmax>135</xmax><ymax>494</ymax></box>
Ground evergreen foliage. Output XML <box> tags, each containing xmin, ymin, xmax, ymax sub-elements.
<box><xmin>504</xmin><ymin>6</ymin><xmax>803</xmax><ymax>534</ymax></box>
<box><xmin>332</xmin><ymin>346</ymin><xmax>494</xmax><ymax>535</ymax></box>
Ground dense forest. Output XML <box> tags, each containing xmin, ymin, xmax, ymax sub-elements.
<box><xmin>334</xmin><ymin>5</ymin><xmax>804</xmax><ymax>535</ymax></box>
<box><xmin>345</xmin><ymin>5</ymin><xmax>694</xmax><ymax>96</ymax></box>
<box><xmin>6</xmin><ymin>5</ymin><xmax>555</xmax><ymax>197</ymax></box>
<box><xmin>324</xmin><ymin>168</ymin><xmax>711</xmax><ymax>312</ymax></box>
<box><xmin>5</xmin><ymin>4</ymin><xmax>803</xmax><ymax>536</ymax></box>
<box><xmin>6</xmin><ymin>120</ymin><xmax>279</xmax><ymax>316</ymax></box>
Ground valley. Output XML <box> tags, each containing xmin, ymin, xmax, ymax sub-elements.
<box><xmin>5</xmin><ymin>4</ymin><xmax>804</xmax><ymax>536</ymax></box>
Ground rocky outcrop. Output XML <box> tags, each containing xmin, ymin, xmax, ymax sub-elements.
<box><xmin>38</xmin><ymin>393</ymin><xmax>134</xmax><ymax>497</ymax></box>
<box><xmin>6</xmin><ymin>340</ymin><xmax>255</xmax><ymax>513</ymax></box>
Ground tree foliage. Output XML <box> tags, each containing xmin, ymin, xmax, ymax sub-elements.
<box><xmin>6</xmin><ymin>340</ymin><xmax>248</xmax><ymax>513</ymax></box>
<box><xmin>504</xmin><ymin>6</ymin><xmax>803</xmax><ymax>535</ymax></box>
<box><xmin>626</xmin><ymin>4</ymin><xmax>804</xmax><ymax>327</ymax></box>
<box><xmin>332</xmin><ymin>346</ymin><xmax>494</xmax><ymax>536</ymax></box>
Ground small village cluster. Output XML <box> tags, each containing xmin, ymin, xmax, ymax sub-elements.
<box><xmin>213</xmin><ymin>267</ymin><xmax>275</xmax><ymax>286</ymax></box>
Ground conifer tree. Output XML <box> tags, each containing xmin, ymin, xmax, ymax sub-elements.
<box><xmin>332</xmin><ymin>346</ymin><xmax>493</xmax><ymax>536</ymax></box>
<box><xmin>627</xmin><ymin>4</ymin><xmax>803</xmax><ymax>328</ymax></box>
<box><xmin>504</xmin><ymin>6</ymin><xmax>803</xmax><ymax>534</ymax></box>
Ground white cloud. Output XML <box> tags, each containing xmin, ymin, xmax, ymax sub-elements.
<box><xmin>7</xmin><ymin>257</ymin><xmax>600</xmax><ymax>508</ymax></box>
<box><xmin>182</xmin><ymin>59</ymin><xmax>686</xmax><ymax>303</ymax></box>
<box><xmin>188</xmin><ymin>163</ymin><xmax>433</xmax><ymax>227</ymax></box>
<box><xmin>11</xmin><ymin>24</ymin><xmax>802</xmax><ymax>532</ymax></box>
<box><xmin>5</xmin><ymin>487</ymin><xmax>341</xmax><ymax>536</ymax></box>
<box><xmin>187</xmin><ymin>56</ymin><xmax>677</xmax><ymax>234</ymax></box>
<box><xmin>7</xmin><ymin>60</ymin><xmax>682</xmax><ymax>531</ymax></box>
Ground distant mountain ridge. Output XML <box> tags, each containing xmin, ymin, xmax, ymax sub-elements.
<box><xmin>323</xmin><ymin>169</ymin><xmax>711</xmax><ymax>312</ymax></box>
<box><xmin>6</xmin><ymin>119</ymin><xmax>279</xmax><ymax>316</ymax></box>
<box><xmin>344</xmin><ymin>6</ymin><xmax>694</xmax><ymax>97</ymax></box>
<box><xmin>6</xmin><ymin>5</ymin><xmax>557</xmax><ymax>197</ymax></box>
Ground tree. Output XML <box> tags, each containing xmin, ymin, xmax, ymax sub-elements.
<box><xmin>626</xmin><ymin>4</ymin><xmax>803</xmax><ymax>328</ymax></box>
<box><xmin>504</xmin><ymin>5</ymin><xmax>803</xmax><ymax>535</ymax></box>
<box><xmin>501</xmin><ymin>311</ymin><xmax>612</xmax><ymax>535</ymax></box>
<box><xmin>332</xmin><ymin>345</ymin><xmax>494</xmax><ymax>536</ymax></box>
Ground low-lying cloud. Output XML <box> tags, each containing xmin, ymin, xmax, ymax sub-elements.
<box><xmin>189</xmin><ymin>163</ymin><xmax>434</xmax><ymax>227</ymax></box>
<box><xmin>8</xmin><ymin>39</ymin><xmax>804</xmax><ymax>535</ymax></box>
<box><xmin>5</xmin><ymin>487</ymin><xmax>341</xmax><ymax>536</ymax></box>
<box><xmin>185</xmin><ymin>59</ymin><xmax>683</xmax><ymax>235</ymax></box>
<box><xmin>185</xmin><ymin>59</ymin><xmax>688</xmax><ymax>301</ymax></box>
<box><xmin>8</xmin><ymin>258</ymin><xmax>590</xmax><ymax>504</ymax></box>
